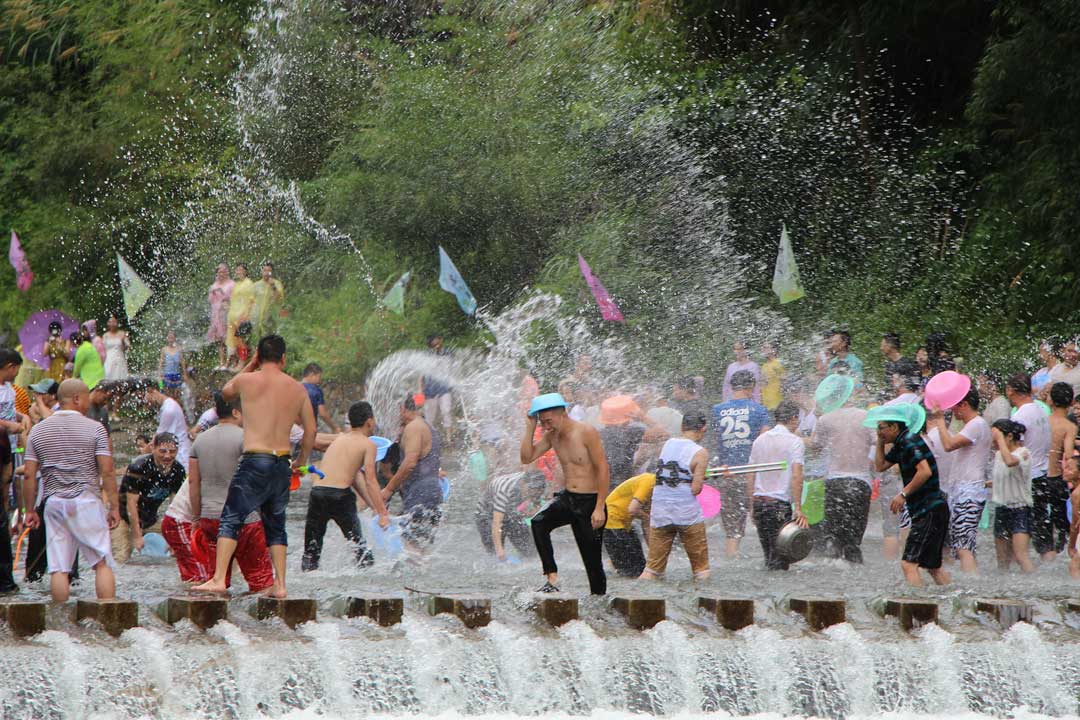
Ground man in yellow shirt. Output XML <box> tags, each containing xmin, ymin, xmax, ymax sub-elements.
<box><xmin>761</xmin><ymin>341</ymin><xmax>784</xmax><ymax>411</ymax></box>
<box><xmin>603</xmin><ymin>473</ymin><xmax>655</xmax><ymax>576</ymax></box>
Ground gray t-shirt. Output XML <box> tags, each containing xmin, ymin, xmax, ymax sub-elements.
<box><xmin>190</xmin><ymin>423</ymin><xmax>244</xmax><ymax>520</ymax></box>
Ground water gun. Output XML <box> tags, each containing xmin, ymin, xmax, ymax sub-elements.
<box><xmin>290</xmin><ymin>464</ymin><xmax>325</xmax><ymax>491</ymax></box>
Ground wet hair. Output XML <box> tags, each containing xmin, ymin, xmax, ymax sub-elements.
<box><xmin>979</xmin><ymin>370</ymin><xmax>1002</xmax><ymax>389</ymax></box>
<box><xmin>831</xmin><ymin>329</ymin><xmax>851</xmax><ymax>349</ymax></box>
<box><xmin>256</xmin><ymin>334</ymin><xmax>286</xmax><ymax>363</ymax></box>
<box><xmin>0</xmin><ymin>348</ymin><xmax>23</xmax><ymax>369</ymax></box>
<box><xmin>262</xmin><ymin>262</ymin><xmax>274</xmax><ymax>272</ymax></box>
<box><xmin>1050</xmin><ymin>382</ymin><xmax>1075</xmax><ymax>409</ymax></box>
<box><xmin>403</xmin><ymin>394</ymin><xmax>419</xmax><ymax>412</ymax></box>
<box><xmin>426</xmin><ymin>334</ymin><xmax>443</xmax><ymax>346</ymax></box>
<box><xmin>1005</xmin><ymin>373</ymin><xmax>1032</xmax><ymax>396</ymax></box>
<box><xmin>302</xmin><ymin>363</ymin><xmax>323</xmax><ymax>377</ymax></box>
<box><xmin>900</xmin><ymin>372</ymin><xmax>922</xmax><ymax>392</ymax></box>
<box><xmin>348</xmin><ymin>401</ymin><xmax>374</xmax><ymax>427</ymax></box>
<box><xmin>730</xmin><ymin>369</ymin><xmax>756</xmax><ymax>390</ymax></box>
<box><xmin>774</xmin><ymin>400</ymin><xmax>801</xmax><ymax>424</ymax></box>
<box><xmin>680</xmin><ymin>405</ymin><xmax>709</xmax><ymax>431</ymax></box>
<box><xmin>48</xmin><ymin>321</ymin><xmax>62</xmax><ymax>333</ymax></box>
<box><xmin>675</xmin><ymin>376</ymin><xmax>697</xmax><ymax>393</ymax></box>
<box><xmin>1042</xmin><ymin>336</ymin><xmax>1064</xmax><ymax>356</ymax></box>
<box><xmin>214</xmin><ymin>390</ymin><xmax>240</xmax><ymax>418</ymax></box>
<box><xmin>135</xmin><ymin>433</ymin><xmax>152</xmax><ymax>446</ymax></box>
<box><xmin>153</xmin><ymin>432</ymin><xmax>179</xmax><ymax>447</ymax></box>
<box><xmin>960</xmin><ymin>387</ymin><xmax>980</xmax><ymax>411</ymax></box>
<box><xmin>236</xmin><ymin>321</ymin><xmax>253</xmax><ymax>338</ymax></box>
<box><xmin>382</xmin><ymin>442</ymin><xmax>402</xmax><ymax>474</ymax></box>
<box><xmin>235</xmin><ymin>263</ymin><xmax>248</xmax><ymax>274</ymax></box>
<box><xmin>992</xmin><ymin>418</ymin><xmax>1026</xmax><ymax>441</ymax></box>
<box><xmin>882</xmin><ymin>332</ymin><xmax>901</xmax><ymax>351</ymax></box>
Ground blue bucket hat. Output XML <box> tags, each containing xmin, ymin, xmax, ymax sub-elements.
<box><xmin>371</xmin><ymin>436</ymin><xmax>392</xmax><ymax>462</ymax></box>
<box><xmin>863</xmin><ymin>402</ymin><xmax>925</xmax><ymax>434</ymax></box>
<box><xmin>529</xmin><ymin>392</ymin><xmax>568</xmax><ymax>417</ymax></box>
<box><xmin>814</xmin><ymin>374</ymin><xmax>855</xmax><ymax>415</ymax></box>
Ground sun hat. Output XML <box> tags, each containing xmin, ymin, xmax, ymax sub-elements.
<box><xmin>528</xmin><ymin>392</ymin><xmax>568</xmax><ymax>417</ymax></box>
<box><xmin>814</xmin><ymin>374</ymin><xmax>855</xmax><ymax>415</ymax></box>
<box><xmin>863</xmin><ymin>402</ymin><xmax>925</xmax><ymax>434</ymax></box>
<box><xmin>599</xmin><ymin>395</ymin><xmax>641</xmax><ymax>426</ymax></box>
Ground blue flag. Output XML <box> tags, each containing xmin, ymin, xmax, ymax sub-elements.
<box><xmin>438</xmin><ymin>246</ymin><xmax>477</xmax><ymax>315</ymax></box>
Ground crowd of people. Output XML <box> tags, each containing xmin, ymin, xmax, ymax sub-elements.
<box><xmin>0</xmin><ymin>323</ymin><xmax>1079</xmax><ymax>605</ymax></box>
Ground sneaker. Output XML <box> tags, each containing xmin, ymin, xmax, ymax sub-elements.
<box><xmin>537</xmin><ymin>581</ymin><xmax>560</xmax><ymax>594</ymax></box>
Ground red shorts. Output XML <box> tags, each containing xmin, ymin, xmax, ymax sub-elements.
<box><xmin>198</xmin><ymin>518</ymin><xmax>274</xmax><ymax>592</ymax></box>
<box><xmin>161</xmin><ymin>516</ymin><xmax>212</xmax><ymax>583</ymax></box>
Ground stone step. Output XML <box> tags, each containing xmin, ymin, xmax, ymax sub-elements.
<box><xmin>534</xmin><ymin>593</ymin><xmax>578</xmax><ymax>627</ymax></box>
<box><xmin>882</xmin><ymin>598</ymin><xmax>938</xmax><ymax>631</ymax></box>
<box><xmin>164</xmin><ymin>597</ymin><xmax>228</xmax><ymax>630</ymax></box>
<box><xmin>697</xmin><ymin>596</ymin><xmax>754</xmax><ymax>631</ymax></box>
<box><xmin>76</xmin><ymin>599</ymin><xmax>139</xmax><ymax>637</ymax></box>
<box><xmin>427</xmin><ymin>595</ymin><xmax>491</xmax><ymax>629</ymax></box>
<box><xmin>789</xmin><ymin>597</ymin><xmax>846</xmax><ymax>631</ymax></box>
<box><xmin>1</xmin><ymin>602</ymin><xmax>46</xmax><ymax>637</ymax></box>
<box><xmin>344</xmin><ymin>594</ymin><xmax>404</xmax><ymax>627</ymax></box>
<box><xmin>611</xmin><ymin>596</ymin><xmax>665</xmax><ymax>629</ymax></box>
<box><xmin>254</xmin><ymin>597</ymin><xmax>317</xmax><ymax>629</ymax></box>
<box><xmin>974</xmin><ymin>598</ymin><xmax>1032</xmax><ymax>628</ymax></box>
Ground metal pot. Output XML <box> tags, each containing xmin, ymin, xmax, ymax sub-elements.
<box><xmin>775</xmin><ymin>521</ymin><xmax>813</xmax><ymax>562</ymax></box>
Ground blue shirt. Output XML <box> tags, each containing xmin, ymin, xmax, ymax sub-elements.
<box><xmin>884</xmin><ymin>429</ymin><xmax>945</xmax><ymax>518</ymax></box>
<box><xmin>711</xmin><ymin>398</ymin><xmax>770</xmax><ymax>466</ymax></box>
<box><xmin>303</xmin><ymin>382</ymin><xmax>324</xmax><ymax>415</ymax></box>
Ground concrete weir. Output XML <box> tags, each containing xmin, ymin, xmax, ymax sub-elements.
<box><xmin>883</xmin><ymin>598</ymin><xmax>938</xmax><ymax>631</ymax></box>
<box><xmin>611</xmin><ymin>596</ymin><xmax>665</xmax><ymax>629</ymax></box>
<box><xmin>975</xmin><ymin>598</ymin><xmax>1032</xmax><ymax>628</ymax></box>
<box><xmin>164</xmin><ymin>597</ymin><xmax>228</xmax><ymax>629</ymax></box>
<box><xmin>533</xmin><ymin>593</ymin><xmax>578</xmax><ymax>626</ymax></box>
<box><xmin>254</xmin><ymin>598</ymin><xmax>317</xmax><ymax>628</ymax></box>
<box><xmin>427</xmin><ymin>595</ymin><xmax>491</xmax><ymax>628</ymax></box>
<box><xmin>76</xmin><ymin>599</ymin><xmax>139</xmax><ymax>637</ymax></box>
<box><xmin>1</xmin><ymin>602</ymin><xmax>46</xmax><ymax>637</ymax></box>
<box><xmin>344</xmin><ymin>594</ymin><xmax>404</xmax><ymax>627</ymax></box>
<box><xmin>789</xmin><ymin>597</ymin><xmax>846</xmax><ymax>631</ymax></box>
<box><xmin>697</xmin><ymin>596</ymin><xmax>754</xmax><ymax>631</ymax></box>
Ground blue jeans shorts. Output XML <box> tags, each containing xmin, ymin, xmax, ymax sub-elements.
<box><xmin>218</xmin><ymin>453</ymin><xmax>291</xmax><ymax>546</ymax></box>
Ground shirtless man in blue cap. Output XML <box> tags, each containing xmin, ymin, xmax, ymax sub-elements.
<box><xmin>520</xmin><ymin>392</ymin><xmax>610</xmax><ymax>594</ymax></box>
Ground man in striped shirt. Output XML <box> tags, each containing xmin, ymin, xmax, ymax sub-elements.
<box><xmin>22</xmin><ymin>379</ymin><xmax>120</xmax><ymax>602</ymax></box>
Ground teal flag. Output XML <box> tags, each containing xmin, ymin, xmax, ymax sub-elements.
<box><xmin>117</xmin><ymin>253</ymin><xmax>152</xmax><ymax>319</ymax></box>
<box><xmin>383</xmin><ymin>271</ymin><xmax>411</xmax><ymax>315</ymax></box>
<box><xmin>438</xmin><ymin>246</ymin><xmax>477</xmax><ymax>315</ymax></box>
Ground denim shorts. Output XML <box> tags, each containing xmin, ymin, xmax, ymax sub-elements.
<box><xmin>218</xmin><ymin>453</ymin><xmax>292</xmax><ymax>546</ymax></box>
<box><xmin>993</xmin><ymin>504</ymin><xmax>1033</xmax><ymax>540</ymax></box>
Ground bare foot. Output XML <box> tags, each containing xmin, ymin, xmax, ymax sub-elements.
<box><xmin>263</xmin><ymin>583</ymin><xmax>287</xmax><ymax>599</ymax></box>
<box><xmin>193</xmin><ymin>580</ymin><xmax>229</xmax><ymax>594</ymax></box>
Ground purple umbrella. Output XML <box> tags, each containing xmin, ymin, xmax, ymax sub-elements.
<box><xmin>18</xmin><ymin>310</ymin><xmax>80</xmax><ymax>370</ymax></box>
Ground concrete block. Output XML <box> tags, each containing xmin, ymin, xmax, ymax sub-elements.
<box><xmin>255</xmin><ymin>597</ymin><xmax>317</xmax><ymax>628</ymax></box>
<box><xmin>534</xmin><ymin>593</ymin><xmax>578</xmax><ymax>626</ymax></box>
<box><xmin>76</xmin><ymin>599</ymin><xmax>138</xmax><ymax>637</ymax></box>
<box><xmin>427</xmin><ymin>595</ymin><xmax>491</xmax><ymax>628</ymax></box>
<box><xmin>883</xmin><ymin>598</ymin><xmax>938</xmax><ymax>631</ymax></box>
<box><xmin>1</xmin><ymin>602</ymin><xmax>46</xmax><ymax>637</ymax></box>
<box><xmin>975</xmin><ymin>598</ymin><xmax>1032</xmax><ymax>628</ymax></box>
<box><xmin>344</xmin><ymin>594</ymin><xmax>404</xmax><ymax>626</ymax></box>
<box><xmin>611</xmin><ymin>596</ymin><xmax>666</xmax><ymax>629</ymax></box>
<box><xmin>165</xmin><ymin>596</ymin><xmax>228</xmax><ymax>629</ymax></box>
<box><xmin>697</xmin><ymin>596</ymin><xmax>754</xmax><ymax>631</ymax></box>
<box><xmin>789</xmin><ymin>597</ymin><xmax>846</xmax><ymax>631</ymax></box>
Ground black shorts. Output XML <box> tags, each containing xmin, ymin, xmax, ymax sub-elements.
<box><xmin>993</xmin><ymin>505</ymin><xmax>1033</xmax><ymax>539</ymax></box>
<box><xmin>902</xmin><ymin>503</ymin><xmax>948</xmax><ymax>569</ymax></box>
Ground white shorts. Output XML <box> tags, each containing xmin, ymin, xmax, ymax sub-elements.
<box><xmin>44</xmin><ymin>492</ymin><xmax>115</xmax><ymax>574</ymax></box>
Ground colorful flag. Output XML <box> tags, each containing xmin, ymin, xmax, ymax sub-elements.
<box><xmin>8</xmin><ymin>230</ymin><xmax>33</xmax><ymax>292</ymax></box>
<box><xmin>438</xmin><ymin>246</ymin><xmax>477</xmax><ymax>316</ymax></box>
<box><xmin>116</xmin><ymin>253</ymin><xmax>153</xmax><ymax>319</ymax></box>
<box><xmin>578</xmin><ymin>254</ymin><xmax>624</xmax><ymax>322</ymax></box>
<box><xmin>771</xmin><ymin>223</ymin><xmax>805</xmax><ymax>304</ymax></box>
<box><xmin>383</xmin><ymin>271</ymin><xmax>411</xmax><ymax>315</ymax></box>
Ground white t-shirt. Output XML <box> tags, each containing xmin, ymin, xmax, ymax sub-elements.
<box><xmin>750</xmin><ymin>425</ymin><xmax>805</xmax><ymax>502</ymax></box>
<box><xmin>991</xmin><ymin>446</ymin><xmax>1032</xmax><ymax>507</ymax></box>
<box><xmin>924</xmin><ymin>427</ymin><xmax>952</xmax><ymax>494</ymax></box>
<box><xmin>157</xmin><ymin>397</ymin><xmax>192</xmax><ymax>467</ymax></box>
<box><xmin>1012</xmin><ymin>401</ymin><xmax>1050</xmax><ymax>479</ymax></box>
<box><xmin>949</xmin><ymin>416</ymin><xmax>991</xmax><ymax>503</ymax></box>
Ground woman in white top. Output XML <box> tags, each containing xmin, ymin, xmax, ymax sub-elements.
<box><xmin>102</xmin><ymin>314</ymin><xmax>130</xmax><ymax>381</ymax></box>
<box><xmin>989</xmin><ymin>419</ymin><xmax>1034</xmax><ymax>573</ymax></box>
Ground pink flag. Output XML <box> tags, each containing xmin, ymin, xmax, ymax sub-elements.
<box><xmin>578</xmin><ymin>254</ymin><xmax>624</xmax><ymax>322</ymax></box>
<box><xmin>9</xmin><ymin>230</ymin><xmax>33</xmax><ymax>292</ymax></box>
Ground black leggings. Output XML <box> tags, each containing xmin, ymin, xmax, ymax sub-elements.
<box><xmin>823</xmin><ymin>478</ymin><xmax>872</xmax><ymax>564</ymax></box>
<box><xmin>301</xmin><ymin>487</ymin><xmax>372</xmax><ymax>571</ymax></box>
<box><xmin>603</xmin><ymin>526</ymin><xmax>647</xmax><ymax>577</ymax></box>
<box><xmin>531</xmin><ymin>491</ymin><xmax>606</xmax><ymax>595</ymax></box>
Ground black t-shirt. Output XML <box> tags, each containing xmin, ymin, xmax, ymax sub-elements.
<box><xmin>599</xmin><ymin>422</ymin><xmax>646</xmax><ymax>486</ymax></box>
<box><xmin>119</xmin><ymin>453</ymin><xmax>186</xmax><ymax>528</ymax></box>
